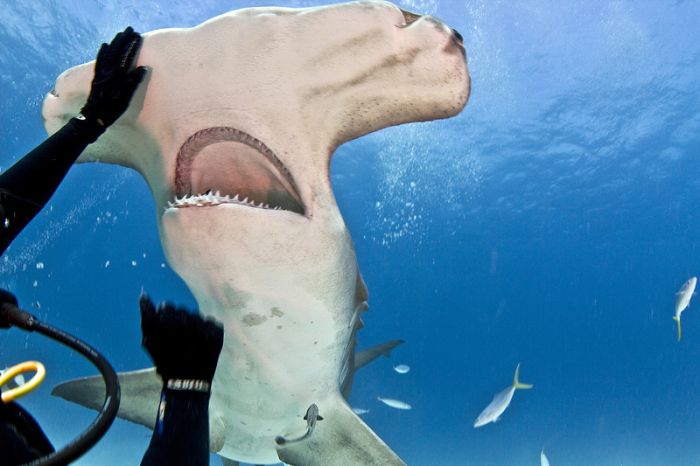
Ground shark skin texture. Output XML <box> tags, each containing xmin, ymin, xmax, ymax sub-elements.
<box><xmin>43</xmin><ymin>1</ymin><xmax>470</xmax><ymax>464</ymax></box>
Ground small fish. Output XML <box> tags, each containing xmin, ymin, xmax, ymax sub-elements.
<box><xmin>352</xmin><ymin>408</ymin><xmax>370</xmax><ymax>415</ymax></box>
<box><xmin>393</xmin><ymin>364</ymin><xmax>410</xmax><ymax>374</ymax></box>
<box><xmin>674</xmin><ymin>276</ymin><xmax>697</xmax><ymax>341</ymax></box>
<box><xmin>377</xmin><ymin>396</ymin><xmax>412</xmax><ymax>410</ymax></box>
<box><xmin>473</xmin><ymin>363</ymin><xmax>533</xmax><ymax>428</ymax></box>
<box><xmin>541</xmin><ymin>449</ymin><xmax>550</xmax><ymax>466</ymax></box>
<box><xmin>303</xmin><ymin>403</ymin><xmax>322</xmax><ymax>437</ymax></box>
<box><xmin>275</xmin><ymin>403</ymin><xmax>323</xmax><ymax>445</ymax></box>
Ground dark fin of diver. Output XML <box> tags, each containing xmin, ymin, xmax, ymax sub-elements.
<box><xmin>276</xmin><ymin>398</ymin><xmax>406</xmax><ymax>466</ymax></box>
<box><xmin>354</xmin><ymin>339</ymin><xmax>404</xmax><ymax>371</ymax></box>
<box><xmin>52</xmin><ymin>367</ymin><xmax>162</xmax><ymax>429</ymax></box>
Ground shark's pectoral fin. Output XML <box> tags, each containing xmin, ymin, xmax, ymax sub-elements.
<box><xmin>276</xmin><ymin>399</ymin><xmax>405</xmax><ymax>466</ymax></box>
<box><xmin>52</xmin><ymin>367</ymin><xmax>162</xmax><ymax>429</ymax></box>
<box><xmin>54</xmin><ymin>368</ymin><xmax>227</xmax><ymax>453</ymax></box>
<box><xmin>354</xmin><ymin>339</ymin><xmax>404</xmax><ymax>371</ymax></box>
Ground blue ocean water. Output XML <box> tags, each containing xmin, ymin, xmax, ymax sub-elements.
<box><xmin>1</xmin><ymin>1</ymin><xmax>700</xmax><ymax>465</ymax></box>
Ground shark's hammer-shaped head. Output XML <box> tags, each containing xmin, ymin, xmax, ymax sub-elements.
<box><xmin>42</xmin><ymin>2</ymin><xmax>468</xmax><ymax>460</ymax></box>
<box><xmin>42</xmin><ymin>0</ymin><xmax>469</xmax><ymax>328</ymax></box>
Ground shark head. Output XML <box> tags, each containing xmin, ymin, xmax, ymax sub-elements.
<box><xmin>43</xmin><ymin>1</ymin><xmax>469</xmax><ymax>463</ymax></box>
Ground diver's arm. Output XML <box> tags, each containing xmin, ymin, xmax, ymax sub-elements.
<box><xmin>0</xmin><ymin>26</ymin><xmax>146</xmax><ymax>255</ymax></box>
<box><xmin>139</xmin><ymin>295</ymin><xmax>224</xmax><ymax>466</ymax></box>
<box><xmin>0</xmin><ymin>119</ymin><xmax>99</xmax><ymax>255</ymax></box>
<box><xmin>140</xmin><ymin>387</ymin><xmax>212</xmax><ymax>466</ymax></box>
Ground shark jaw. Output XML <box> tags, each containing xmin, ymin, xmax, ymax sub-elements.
<box><xmin>168</xmin><ymin>126</ymin><xmax>305</xmax><ymax>215</ymax></box>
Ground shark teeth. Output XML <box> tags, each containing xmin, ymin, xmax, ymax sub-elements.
<box><xmin>166</xmin><ymin>193</ymin><xmax>276</xmax><ymax>211</ymax></box>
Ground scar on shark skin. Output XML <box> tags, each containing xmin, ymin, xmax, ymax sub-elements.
<box><xmin>242</xmin><ymin>313</ymin><xmax>268</xmax><ymax>327</ymax></box>
<box><xmin>240</xmin><ymin>308</ymin><xmax>283</xmax><ymax>327</ymax></box>
<box><xmin>170</xmin><ymin>126</ymin><xmax>304</xmax><ymax>213</ymax></box>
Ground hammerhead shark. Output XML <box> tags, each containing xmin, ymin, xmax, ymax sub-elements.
<box><xmin>44</xmin><ymin>2</ymin><xmax>470</xmax><ymax>464</ymax></box>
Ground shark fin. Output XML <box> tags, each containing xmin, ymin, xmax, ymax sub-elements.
<box><xmin>354</xmin><ymin>339</ymin><xmax>404</xmax><ymax>371</ymax></box>
<box><xmin>513</xmin><ymin>363</ymin><xmax>533</xmax><ymax>390</ymax></box>
<box><xmin>673</xmin><ymin>315</ymin><xmax>682</xmax><ymax>341</ymax></box>
<box><xmin>52</xmin><ymin>367</ymin><xmax>162</xmax><ymax>428</ymax></box>
<box><xmin>53</xmin><ymin>368</ymin><xmax>227</xmax><ymax>452</ymax></box>
<box><xmin>276</xmin><ymin>398</ymin><xmax>406</xmax><ymax>466</ymax></box>
<box><xmin>342</xmin><ymin>339</ymin><xmax>404</xmax><ymax>399</ymax></box>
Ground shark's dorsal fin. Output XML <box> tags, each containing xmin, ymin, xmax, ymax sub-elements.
<box><xmin>52</xmin><ymin>368</ymin><xmax>162</xmax><ymax>429</ymax></box>
<box><xmin>354</xmin><ymin>339</ymin><xmax>404</xmax><ymax>371</ymax></box>
<box><xmin>342</xmin><ymin>339</ymin><xmax>405</xmax><ymax>399</ymax></box>
<box><xmin>276</xmin><ymin>398</ymin><xmax>405</xmax><ymax>466</ymax></box>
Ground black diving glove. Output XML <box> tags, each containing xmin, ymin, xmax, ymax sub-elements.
<box><xmin>140</xmin><ymin>294</ymin><xmax>224</xmax><ymax>387</ymax></box>
<box><xmin>72</xmin><ymin>26</ymin><xmax>147</xmax><ymax>142</ymax></box>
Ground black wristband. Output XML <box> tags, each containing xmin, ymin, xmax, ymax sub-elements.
<box><xmin>165</xmin><ymin>378</ymin><xmax>211</xmax><ymax>393</ymax></box>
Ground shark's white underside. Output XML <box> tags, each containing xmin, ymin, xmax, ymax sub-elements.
<box><xmin>44</xmin><ymin>1</ymin><xmax>469</xmax><ymax>464</ymax></box>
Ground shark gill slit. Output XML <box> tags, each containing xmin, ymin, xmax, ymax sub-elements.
<box><xmin>174</xmin><ymin>127</ymin><xmax>304</xmax><ymax>214</ymax></box>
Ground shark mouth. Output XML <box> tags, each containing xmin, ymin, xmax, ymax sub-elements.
<box><xmin>171</xmin><ymin>127</ymin><xmax>304</xmax><ymax>214</ymax></box>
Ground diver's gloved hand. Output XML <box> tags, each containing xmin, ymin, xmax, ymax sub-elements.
<box><xmin>0</xmin><ymin>288</ymin><xmax>19</xmax><ymax>328</ymax></box>
<box><xmin>140</xmin><ymin>294</ymin><xmax>224</xmax><ymax>388</ymax></box>
<box><xmin>73</xmin><ymin>26</ymin><xmax>148</xmax><ymax>142</ymax></box>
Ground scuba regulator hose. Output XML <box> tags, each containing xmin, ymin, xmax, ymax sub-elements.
<box><xmin>0</xmin><ymin>302</ymin><xmax>120</xmax><ymax>466</ymax></box>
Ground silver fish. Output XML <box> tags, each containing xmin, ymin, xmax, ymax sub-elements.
<box><xmin>674</xmin><ymin>276</ymin><xmax>697</xmax><ymax>341</ymax></box>
<box><xmin>377</xmin><ymin>397</ymin><xmax>412</xmax><ymax>410</ymax></box>
<box><xmin>474</xmin><ymin>363</ymin><xmax>533</xmax><ymax>428</ymax></box>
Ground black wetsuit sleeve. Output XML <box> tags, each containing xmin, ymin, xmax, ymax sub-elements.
<box><xmin>0</xmin><ymin>118</ymin><xmax>99</xmax><ymax>255</ymax></box>
<box><xmin>140</xmin><ymin>388</ymin><xmax>211</xmax><ymax>466</ymax></box>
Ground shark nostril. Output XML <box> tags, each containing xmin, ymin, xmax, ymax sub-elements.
<box><xmin>451</xmin><ymin>28</ymin><xmax>463</xmax><ymax>44</ymax></box>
